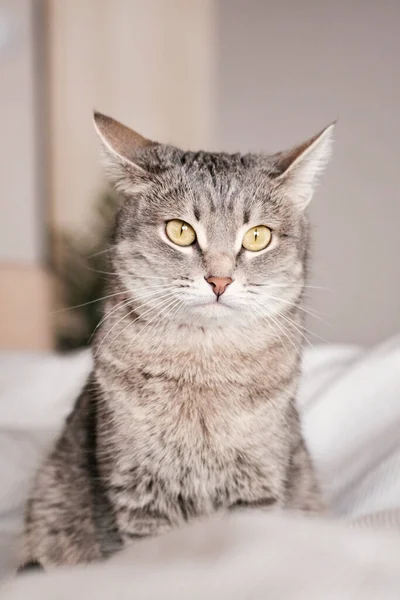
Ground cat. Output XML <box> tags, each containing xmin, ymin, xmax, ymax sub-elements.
<box><xmin>21</xmin><ymin>112</ymin><xmax>334</xmax><ymax>568</ymax></box>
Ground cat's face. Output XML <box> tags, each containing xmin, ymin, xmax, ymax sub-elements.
<box><xmin>94</xmin><ymin>113</ymin><xmax>333</xmax><ymax>328</ymax></box>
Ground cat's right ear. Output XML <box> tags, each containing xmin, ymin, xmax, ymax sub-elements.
<box><xmin>93</xmin><ymin>112</ymin><xmax>157</xmax><ymax>192</ymax></box>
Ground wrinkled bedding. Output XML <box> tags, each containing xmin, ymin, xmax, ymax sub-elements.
<box><xmin>0</xmin><ymin>335</ymin><xmax>400</xmax><ymax>596</ymax></box>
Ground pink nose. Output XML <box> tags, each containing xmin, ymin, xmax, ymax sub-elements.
<box><xmin>206</xmin><ymin>276</ymin><xmax>233</xmax><ymax>297</ymax></box>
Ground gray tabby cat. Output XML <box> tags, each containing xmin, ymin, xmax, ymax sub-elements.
<box><xmin>22</xmin><ymin>113</ymin><xmax>334</xmax><ymax>568</ymax></box>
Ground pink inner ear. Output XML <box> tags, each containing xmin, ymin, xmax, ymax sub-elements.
<box><xmin>94</xmin><ymin>112</ymin><xmax>156</xmax><ymax>161</ymax></box>
<box><xmin>272</xmin><ymin>130</ymin><xmax>323</xmax><ymax>177</ymax></box>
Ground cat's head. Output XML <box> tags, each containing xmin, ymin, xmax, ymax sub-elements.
<box><xmin>94</xmin><ymin>113</ymin><xmax>333</xmax><ymax>329</ymax></box>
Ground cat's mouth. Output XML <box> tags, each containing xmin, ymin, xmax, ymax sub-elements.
<box><xmin>193</xmin><ymin>298</ymin><xmax>233</xmax><ymax>311</ymax></box>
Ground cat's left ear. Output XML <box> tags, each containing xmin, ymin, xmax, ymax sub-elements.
<box><xmin>272</xmin><ymin>123</ymin><xmax>335</xmax><ymax>209</ymax></box>
<box><xmin>93</xmin><ymin>111</ymin><xmax>158</xmax><ymax>192</ymax></box>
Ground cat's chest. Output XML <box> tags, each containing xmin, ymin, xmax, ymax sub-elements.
<box><xmin>112</xmin><ymin>376</ymin><xmax>262</xmax><ymax>462</ymax></box>
<box><xmin>96</xmin><ymin>343</ymin><xmax>295</xmax><ymax>532</ymax></box>
<box><xmin>98</xmin><ymin>345</ymin><xmax>295</xmax><ymax>483</ymax></box>
<box><xmin>105</xmin><ymin>397</ymin><xmax>288</xmax><ymax>535</ymax></box>
<box><xmin>101</xmin><ymin>376</ymin><xmax>290</xmax><ymax>514</ymax></box>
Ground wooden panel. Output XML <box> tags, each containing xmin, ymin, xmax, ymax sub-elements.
<box><xmin>0</xmin><ymin>264</ymin><xmax>53</xmax><ymax>350</ymax></box>
<box><xmin>47</xmin><ymin>0</ymin><xmax>217</xmax><ymax>234</ymax></box>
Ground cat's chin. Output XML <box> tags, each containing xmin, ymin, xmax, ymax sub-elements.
<box><xmin>189</xmin><ymin>300</ymin><xmax>235</xmax><ymax>321</ymax></box>
<box><xmin>194</xmin><ymin>299</ymin><xmax>232</xmax><ymax>309</ymax></box>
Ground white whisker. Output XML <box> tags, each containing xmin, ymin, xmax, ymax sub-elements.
<box><xmin>252</xmin><ymin>301</ymin><xmax>302</xmax><ymax>359</ymax></box>
<box><xmin>53</xmin><ymin>290</ymin><xmax>127</xmax><ymax>313</ymax></box>
<box><xmin>86</xmin><ymin>267</ymin><xmax>120</xmax><ymax>276</ymax></box>
<box><xmin>265</xmin><ymin>294</ymin><xmax>329</xmax><ymax>326</ymax></box>
<box><xmin>87</xmin><ymin>283</ymin><xmax>175</xmax><ymax>343</ymax></box>
<box><xmin>89</xmin><ymin>297</ymin><xmax>133</xmax><ymax>343</ymax></box>
<box><xmin>131</xmin><ymin>276</ymin><xmax>171</xmax><ymax>280</ymax></box>
<box><xmin>86</xmin><ymin>266</ymin><xmax>172</xmax><ymax>279</ymax></box>
<box><xmin>252</xmin><ymin>297</ymin><xmax>328</xmax><ymax>348</ymax></box>
<box><xmin>252</xmin><ymin>305</ymin><xmax>291</xmax><ymax>356</ymax></box>
<box><xmin>273</xmin><ymin>309</ymin><xmax>314</xmax><ymax>349</ymax></box>
<box><xmin>122</xmin><ymin>296</ymin><xmax>183</xmax><ymax>361</ymax></box>
<box><xmin>250</xmin><ymin>283</ymin><xmax>332</xmax><ymax>292</ymax></box>
<box><xmin>129</xmin><ymin>283</ymin><xmax>178</xmax><ymax>292</ymax></box>
<box><xmin>276</xmin><ymin>311</ymin><xmax>329</xmax><ymax>344</ymax></box>
<box><xmin>95</xmin><ymin>291</ymin><xmax>177</xmax><ymax>357</ymax></box>
<box><xmin>87</xmin><ymin>244</ymin><xmax>118</xmax><ymax>258</ymax></box>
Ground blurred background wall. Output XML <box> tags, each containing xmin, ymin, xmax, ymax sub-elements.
<box><xmin>0</xmin><ymin>0</ymin><xmax>399</xmax><ymax>350</ymax></box>
<box><xmin>216</xmin><ymin>0</ymin><xmax>400</xmax><ymax>345</ymax></box>
<box><xmin>0</xmin><ymin>0</ymin><xmax>216</xmax><ymax>349</ymax></box>
<box><xmin>48</xmin><ymin>0</ymin><xmax>216</xmax><ymax>234</ymax></box>
<box><xmin>0</xmin><ymin>0</ymin><xmax>51</xmax><ymax>349</ymax></box>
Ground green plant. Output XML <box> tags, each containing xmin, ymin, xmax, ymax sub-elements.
<box><xmin>54</xmin><ymin>190</ymin><xmax>118</xmax><ymax>351</ymax></box>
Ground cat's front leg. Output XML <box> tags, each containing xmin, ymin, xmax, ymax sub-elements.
<box><xmin>229</xmin><ymin>497</ymin><xmax>278</xmax><ymax>511</ymax></box>
<box><xmin>108</xmin><ymin>482</ymin><xmax>175</xmax><ymax>545</ymax></box>
<box><xmin>284</xmin><ymin>438</ymin><xmax>326</xmax><ymax>514</ymax></box>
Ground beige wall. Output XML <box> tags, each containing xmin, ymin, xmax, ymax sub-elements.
<box><xmin>217</xmin><ymin>0</ymin><xmax>400</xmax><ymax>344</ymax></box>
<box><xmin>0</xmin><ymin>0</ymin><xmax>42</xmax><ymax>263</ymax></box>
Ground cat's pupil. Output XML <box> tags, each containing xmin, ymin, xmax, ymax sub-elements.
<box><xmin>254</xmin><ymin>229</ymin><xmax>259</xmax><ymax>239</ymax></box>
<box><xmin>181</xmin><ymin>224</ymin><xmax>187</xmax><ymax>236</ymax></box>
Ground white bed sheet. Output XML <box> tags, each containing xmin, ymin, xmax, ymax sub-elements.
<box><xmin>0</xmin><ymin>335</ymin><xmax>399</xmax><ymax>582</ymax></box>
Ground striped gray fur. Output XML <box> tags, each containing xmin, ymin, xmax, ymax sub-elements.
<box><xmin>22</xmin><ymin>113</ymin><xmax>334</xmax><ymax>567</ymax></box>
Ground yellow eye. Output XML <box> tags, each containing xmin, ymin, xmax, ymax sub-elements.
<box><xmin>165</xmin><ymin>219</ymin><xmax>196</xmax><ymax>246</ymax></box>
<box><xmin>242</xmin><ymin>225</ymin><xmax>272</xmax><ymax>252</ymax></box>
